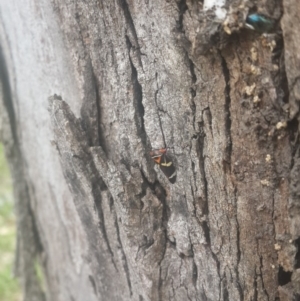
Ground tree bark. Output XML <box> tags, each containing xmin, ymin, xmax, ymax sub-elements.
<box><xmin>0</xmin><ymin>0</ymin><xmax>299</xmax><ymax>300</ymax></box>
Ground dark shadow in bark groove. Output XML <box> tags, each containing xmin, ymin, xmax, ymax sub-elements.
<box><xmin>253</xmin><ymin>273</ymin><xmax>258</xmax><ymax>301</ymax></box>
<box><xmin>189</xmin><ymin>59</ymin><xmax>197</xmax><ymax>85</ymax></box>
<box><xmin>125</xmin><ymin>35</ymin><xmax>148</xmax><ymax>149</ymax></box>
<box><xmin>233</xmin><ymin>186</ymin><xmax>244</xmax><ymax>301</ymax></box>
<box><xmin>93</xmin><ymin>187</ymin><xmax>118</xmax><ymax>271</ymax></box>
<box><xmin>153</xmin><ymin>72</ymin><xmax>167</xmax><ymax>148</ymax></box>
<box><xmin>88</xmin><ymin>275</ymin><xmax>97</xmax><ymax>296</ymax></box>
<box><xmin>192</xmin><ymin>260</ymin><xmax>198</xmax><ymax>288</ymax></box>
<box><xmin>259</xmin><ymin>256</ymin><xmax>270</xmax><ymax>300</ymax></box>
<box><xmin>93</xmin><ymin>71</ymin><xmax>107</xmax><ymax>151</ymax></box>
<box><xmin>119</xmin><ymin>0</ymin><xmax>143</xmax><ymax>67</ymax></box>
<box><xmin>176</xmin><ymin>0</ymin><xmax>188</xmax><ymax>32</ymax></box>
<box><xmin>137</xmin><ymin>172</ymin><xmax>168</xmax><ymax>301</ymax></box>
<box><xmin>222</xmin><ymin>276</ymin><xmax>229</xmax><ymax>301</ymax></box>
<box><xmin>288</xmin><ymin>117</ymin><xmax>299</xmax><ymax>148</ymax></box>
<box><xmin>139</xmin><ymin>167</ymin><xmax>169</xmax><ymax>301</ymax></box>
<box><xmin>188</xmin><ymin>59</ymin><xmax>197</xmax><ymax>134</ymax></box>
<box><xmin>272</xmin><ymin>34</ymin><xmax>289</xmax><ymax>107</ymax></box>
<box><xmin>158</xmin><ymin>240</ymin><xmax>168</xmax><ymax>301</ymax></box>
<box><xmin>0</xmin><ymin>44</ymin><xmax>18</xmax><ymax>145</ymax></box>
<box><xmin>278</xmin><ymin>265</ymin><xmax>292</xmax><ymax>286</ymax></box>
<box><xmin>294</xmin><ymin>294</ymin><xmax>300</xmax><ymax>301</ymax></box>
<box><xmin>294</xmin><ymin>237</ymin><xmax>300</xmax><ymax>268</ymax></box>
<box><xmin>23</xmin><ymin>181</ymin><xmax>46</xmax><ymax>300</ymax></box>
<box><xmin>196</xmin><ymin>114</ymin><xmax>210</xmax><ymax>245</ymax></box>
<box><xmin>220</xmin><ymin>51</ymin><xmax>232</xmax><ymax>171</ymax></box>
<box><xmin>140</xmin><ymin>168</ymin><xmax>169</xmax><ymax>222</ymax></box>
<box><xmin>79</xmin><ymin>69</ymin><xmax>107</xmax><ymax>152</ymax></box>
<box><xmin>111</xmin><ymin>195</ymin><xmax>133</xmax><ymax>296</ymax></box>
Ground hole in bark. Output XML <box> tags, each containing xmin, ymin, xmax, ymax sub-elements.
<box><xmin>278</xmin><ymin>265</ymin><xmax>292</xmax><ymax>285</ymax></box>
<box><xmin>294</xmin><ymin>237</ymin><xmax>300</xmax><ymax>268</ymax></box>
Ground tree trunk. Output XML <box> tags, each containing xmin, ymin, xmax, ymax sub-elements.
<box><xmin>0</xmin><ymin>0</ymin><xmax>299</xmax><ymax>300</ymax></box>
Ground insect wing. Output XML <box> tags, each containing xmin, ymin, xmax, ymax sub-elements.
<box><xmin>150</xmin><ymin>148</ymin><xmax>176</xmax><ymax>183</ymax></box>
<box><xmin>159</xmin><ymin>152</ymin><xmax>177</xmax><ymax>184</ymax></box>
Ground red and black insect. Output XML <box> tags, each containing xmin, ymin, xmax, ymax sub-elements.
<box><xmin>149</xmin><ymin>148</ymin><xmax>176</xmax><ymax>184</ymax></box>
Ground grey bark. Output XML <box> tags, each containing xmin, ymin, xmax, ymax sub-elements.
<box><xmin>0</xmin><ymin>0</ymin><xmax>299</xmax><ymax>300</ymax></box>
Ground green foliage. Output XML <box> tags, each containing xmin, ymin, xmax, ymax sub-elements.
<box><xmin>34</xmin><ymin>260</ymin><xmax>46</xmax><ymax>292</ymax></box>
<box><xmin>0</xmin><ymin>144</ymin><xmax>21</xmax><ymax>301</ymax></box>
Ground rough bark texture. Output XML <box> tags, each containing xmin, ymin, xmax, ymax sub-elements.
<box><xmin>0</xmin><ymin>0</ymin><xmax>299</xmax><ymax>300</ymax></box>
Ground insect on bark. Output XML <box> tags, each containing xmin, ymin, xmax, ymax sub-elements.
<box><xmin>149</xmin><ymin>148</ymin><xmax>177</xmax><ymax>184</ymax></box>
<box><xmin>245</xmin><ymin>13</ymin><xmax>275</xmax><ymax>33</ymax></box>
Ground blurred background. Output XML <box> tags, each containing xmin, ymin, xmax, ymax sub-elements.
<box><xmin>0</xmin><ymin>143</ymin><xmax>21</xmax><ymax>301</ymax></box>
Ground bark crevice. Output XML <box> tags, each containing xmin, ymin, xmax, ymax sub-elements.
<box><xmin>176</xmin><ymin>0</ymin><xmax>188</xmax><ymax>32</ymax></box>
<box><xmin>112</xmin><ymin>196</ymin><xmax>133</xmax><ymax>296</ymax></box>
<box><xmin>197</xmin><ymin>108</ymin><xmax>210</xmax><ymax>245</ymax></box>
<box><xmin>119</xmin><ymin>0</ymin><xmax>142</xmax><ymax>67</ymax></box>
<box><xmin>232</xmin><ymin>185</ymin><xmax>244</xmax><ymax>301</ymax></box>
<box><xmin>92</xmin><ymin>70</ymin><xmax>107</xmax><ymax>151</ymax></box>
<box><xmin>154</xmin><ymin>72</ymin><xmax>167</xmax><ymax>147</ymax></box>
<box><xmin>220</xmin><ymin>52</ymin><xmax>232</xmax><ymax>171</ymax></box>
<box><xmin>259</xmin><ymin>255</ymin><xmax>270</xmax><ymax>301</ymax></box>
<box><xmin>0</xmin><ymin>44</ymin><xmax>18</xmax><ymax>145</ymax></box>
<box><xmin>188</xmin><ymin>58</ymin><xmax>197</xmax><ymax>135</ymax></box>
<box><xmin>94</xmin><ymin>192</ymin><xmax>118</xmax><ymax>271</ymax></box>
<box><xmin>126</xmin><ymin>35</ymin><xmax>147</xmax><ymax>147</ymax></box>
<box><xmin>294</xmin><ymin>237</ymin><xmax>300</xmax><ymax>268</ymax></box>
